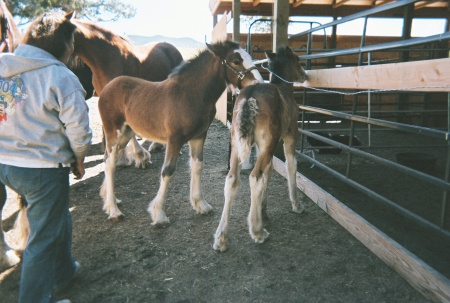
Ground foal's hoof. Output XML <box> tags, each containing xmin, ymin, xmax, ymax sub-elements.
<box><xmin>148</xmin><ymin>142</ymin><xmax>165</xmax><ymax>153</ymax></box>
<box><xmin>108</xmin><ymin>213</ymin><xmax>125</xmax><ymax>222</ymax></box>
<box><xmin>251</xmin><ymin>229</ymin><xmax>270</xmax><ymax>244</ymax></box>
<box><xmin>148</xmin><ymin>208</ymin><xmax>170</xmax><ymax>226</ymax></box>
<box><xmin>213</xmin><ymin>235</ymin><xmax>228</xmax><ymax>252</ymax></box>
<box><xmin>0</xmin><ymin>250</ymin><xmax>21</xmax><ymax>271</ymax></box>
<box><xmin>194</xmin><ymin>200</ymin><xmax>213</xmax><ymax>215</ymax></box>
<box><xmin>292</xmin><ymin>201</ymin><xmax>305</xmax><ymax>214</ymax></box>
<box><xmin>151</xmin><ymin>216</ymin><xmax>170</xmax><ymax>226</ymax></box>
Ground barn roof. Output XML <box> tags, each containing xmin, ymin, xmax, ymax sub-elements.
<box><xmin>209</xmin><ymin>0</ymin><xmax>450</xmax><ymax>19</ymax></box>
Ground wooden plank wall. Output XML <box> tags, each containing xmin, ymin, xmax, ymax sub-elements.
<box><xmin>212</xmin><ymin>14</ymin><xmax>229</xmax><ymax>124</ymax></box>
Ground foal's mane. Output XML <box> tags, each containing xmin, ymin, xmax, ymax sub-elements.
<box><xmin>169</xmin><ymin>40</ymin><xmax>240</xmax><ymax>79</ymax></box>
<box><xmin>169</xmin><ymin>48</ymin><xmax>211</xmax><ymax>78</ymax></box>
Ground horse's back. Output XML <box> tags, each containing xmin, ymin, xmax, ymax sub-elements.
<box><xmin>238</xmin><ymin>83</ymin><xmax>296</xmax><ymax>117</ymax></box>
<box><xmin>101</xmin><ymin>75</ymin><xmax>150</xmax><ymax>101</ymax></box>
<box><xmin>235</xmin><ymin>83</ymin><xmax>298</xmax><ymax>137</ymax></box>
<box><xmin>136</xmin><ymin>42</ymin><xmax>183</xmax><ymax>81</ymax></box>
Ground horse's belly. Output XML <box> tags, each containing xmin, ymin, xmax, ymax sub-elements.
<box><xmin>129</xmin><ymin>123</ymin><xmax>167</xmax><ymax>144</ymax></box>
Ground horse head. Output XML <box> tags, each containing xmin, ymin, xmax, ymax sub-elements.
<box><xmin>266</xmin><ymin>46</ymin><xmax>308</xmax><ymax>84</ymax></box>
<box><xmin>206</xmin><ymin>40</ymin><xmax>263</xmax><ymax>89</ymax></box>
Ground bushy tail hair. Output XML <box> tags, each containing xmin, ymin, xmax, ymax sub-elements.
<box><xmin>235</xmin><ymin>97</ymin><xmax>259</xmax><ymax>164</ymax></box>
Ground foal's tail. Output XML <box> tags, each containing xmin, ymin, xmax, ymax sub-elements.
<box><xmin>235</xmin><ymin>96</ymin><xmax>259</xmax><ymax>164</ymax></box>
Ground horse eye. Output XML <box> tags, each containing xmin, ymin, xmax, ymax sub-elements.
<box><xmin>233</xmin><ymin>60</ymin><xmax>241</xmax><ymax>65</ymax></box>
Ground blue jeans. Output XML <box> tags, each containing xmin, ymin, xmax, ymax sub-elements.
<box><xmin>0</xmin><ymin>164</ymin><xmax>77</xmax><ymax>303</ymax></box>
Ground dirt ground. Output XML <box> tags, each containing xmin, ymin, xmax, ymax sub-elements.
<box><xmin>0</xmin><ymin>97</ymin><xmax>432</xmax><ymax>302</ymax></box>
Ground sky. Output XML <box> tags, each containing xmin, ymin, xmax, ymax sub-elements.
<box><xmin>100</xmin><ymin>0</ymin><xmax>213</xmax><ymax>42</ymax></box>
<box><xmin>97</xmin><ymin>0</ymin><xmax>446</xmax><ymax>42</ymax></box>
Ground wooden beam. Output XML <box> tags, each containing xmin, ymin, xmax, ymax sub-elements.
<box><xmin>253</xmin><ymin>0</ymin><xmax>262</xmax><ymax>6</ymax></box>
<box><xmin>302</xmin><ymin>58</ymin><xmax>450</xmax><ymax>92</ymax></box>
<box><xmin>232</xmin><ymin>0</ymin><xmax>241</xmax><ymax>42</ymax></box>
<box><xmin>292</xmin><ymin>0</ymin><xmax>306</xmax><ymax>8</ymax></box>
<box><xmin>273</xmin><ymin>0</ymin><xmax>290</xmax><ymax>52</ymax></box>
<box><xmin>273</xmin><ymin>156</ymin><xmax>450</xmax><ymax>303</ymax></box>
<box><xmin>415</xmin><ymin>0</ymin><xmax>442</xmax><ymax>10</ymax></box>
<box><xmin>333</xmin><ymin>0</ymin><xmax>352</xmax><ymax>9</ymax></box>
<box><xmin>375</xmin><ymin>0</ymin><xmax>395</xmax><ymax>6</ymax></box>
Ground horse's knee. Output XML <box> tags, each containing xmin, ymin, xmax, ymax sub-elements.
<box><xmin>225</xmin><ymin>173</ymin><xmax>240</xmax><ymax>189</ymax></box>
<box><xmin>162</xmin><ymin>162</ymin><xmax>176</xmax><ymax>178</ymax></box>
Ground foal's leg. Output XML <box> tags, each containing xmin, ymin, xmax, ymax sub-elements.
<box><xmin>248</xmin><ymin>150</ymin><xmax>273</xmax><ymax>243</ymax></box>
<box><xmin>0</xmin><ymin>182</ymin><xmax>9</xmax><ymax>269</ymax></box>
<box><xmin>214</xmin><ymin>147</ymin><xmax>241</xmax><ymax>252</ymax></box>
<box><xmin>188</xmin><ymin>135</ymin><xmax>213</xmax><ymax>214</ymax></box>
<box><xmin>101</xmin><ymin>144</ymin><xmax>125</xmax><ymax>220</ymax></box>
<box><xmin>283</xmin><ymin>135</ymin><xmax>304</xmax><ymax>214</ymax></box>
<box><xmin>147</xmin><ymin>139</ymin><xmax>183</xmax><ymax>225</ymax></box>
<box><xmin>100</xmin><ymin>128</ymin><xmax>133</xmax><ymax>220</ymax></box>
<box><xmin>0</xmin><ymin>184</ymin><xmax>23</xmax><ymax>269</ymax></box>
<box><xmin>129</xmin><ymin>136</ymin><xmax>151</xmax><ymax>168</ymax></box>
<box><xmin>148</xmin><ymin>141</ymin><xmax>165</xmax><ymax>153</ymax></box>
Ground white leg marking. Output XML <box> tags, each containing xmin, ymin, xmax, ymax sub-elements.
<box><xmin>101</xmin><ymin>145</ymin><xmax>124</xmax><ymax>220</ymax></box>
<box><xmin>147</xmin><ymin>174</ymin><xmax>171</xmax><ymax>225</ymax></box>
<box><xmin>213</xmin><ymin>171</ymin><xmax>240</xmax><ymax>252</ymax></box>
<box><xmin>285</xmin><ymin>145</ymin><xmax>304</xmax><ymax>214</ymax></box>
<box><xmin>248</xmin><ymin>167</ymin><xmax>270</xmax><ymax>243</ymax></box>
<box><xmin>190</xmin><ymin>158</ymin><xmax>212</xmax><ymax>214</ymax></box>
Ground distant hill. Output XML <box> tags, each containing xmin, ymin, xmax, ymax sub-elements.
<box><xmin>127</xmin><ymin>35</ymin><xmax>205</xmax><ymax>49</ymax></box>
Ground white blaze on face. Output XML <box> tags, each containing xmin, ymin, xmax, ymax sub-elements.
<box><xmin>236</xmin><ymin>48</ymin><xmax>264</xmax><ymax>83</ymax></box>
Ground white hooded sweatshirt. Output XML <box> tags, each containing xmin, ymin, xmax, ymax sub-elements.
<box><xmin>0</xmin><ymin>44</ymin><xmax>92</xmax><ymax>168</ymax></box>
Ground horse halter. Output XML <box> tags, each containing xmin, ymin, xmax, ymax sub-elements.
<box><xmin>222</xmin><ymin>59</ymin><xmax>257</xmax><ymax>89</ymax></box>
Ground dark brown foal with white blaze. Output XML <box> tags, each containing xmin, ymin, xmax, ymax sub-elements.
<box><xmin>98</xmin><ymin>40</ymin><xmax>263</xmax><ymax>221</ymax></box>
<box><xmin>214</xmin><ymin>46</ymin><xmax>308</xmax><ymax>252</ymax></box>
<box><xmin>71</xmin><ymin>17</ymin><xmax>184</xmax><ymax>165</ymax></box>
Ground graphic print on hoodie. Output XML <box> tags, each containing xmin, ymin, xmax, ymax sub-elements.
<box><xmin>0</xmin><ymin>75</ymin><xmax>28</xmax><ymax>122</ymax></box>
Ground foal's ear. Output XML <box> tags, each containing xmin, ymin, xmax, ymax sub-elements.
<box><xmin>206</xmin><ymin>42</ymin><xmax>223</xmax><ymax>58</ymax></box>
<box><xmin>285</xmin><ymin>46</ymin><xmax>296</xmax><ymax>56</ymax></box>
<box><xmin>265</xmin><ymin>51</ymin><xmax>276</xmax><ymax>61</ymax></box>
<box><xmin>65</xmin><ymin>11</ymin><xmax>75</xmax><ymax>20</ymax></box>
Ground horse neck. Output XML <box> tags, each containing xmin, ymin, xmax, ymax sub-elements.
<box><xmin>174</xmin><ymin>51</ymin><xmax>227</xmax><ymax>104</ymax></box>
<box><xmin>270</xmin><ymin>73</ymin><xmax>294</xmax><ymax>92</ymax></box>
<box><xmin>73</xmin><ymin>25</ymin><xmax>132</xmax><ymax>79</ymax></box>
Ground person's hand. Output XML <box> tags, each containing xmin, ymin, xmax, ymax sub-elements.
<box><xmin>71</xmin><ymin>157</ymin><xmax>85</xmax><ymax>180</ymax></box>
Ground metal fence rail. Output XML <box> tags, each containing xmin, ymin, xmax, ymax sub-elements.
<box><xmin>250</xmin><ymin>0</ymin><xmax>450</xmax><ymax>236</ymax></box>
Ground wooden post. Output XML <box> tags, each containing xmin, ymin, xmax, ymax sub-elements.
<box><xmin>273</xmin><ymin>0</ymin><xmax>289</xmax><ymax>52</ymax></box>
<box><xmin>232</xmin><ymin>0</ymin><xmax>240</xmax><ymax>43</ymax></box>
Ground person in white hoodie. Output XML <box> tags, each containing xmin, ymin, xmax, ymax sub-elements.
<box><xmin>0</xmin><ymin>11</ymin><xmax>91</xmax><ymax>303</ymax></box>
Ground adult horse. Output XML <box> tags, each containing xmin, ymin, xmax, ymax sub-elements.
<box><xmin>98</xmin><ymin>40</ymin><xmax>263</xmax><ymax>221</ymax></box>
<box><xmin>213</xmin><ymin>46</ymin><xmax>308</xmax><ymax>252</ymax></box>
<box><xmin>70</xmin><ymin>15</ymin><xmax>184</xmax><ymax>164</ymax></box>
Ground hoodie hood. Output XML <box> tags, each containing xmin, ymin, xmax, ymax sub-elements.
<box><xmin>0</xmin><ymin>44</ymin><xmax>65</xmax><ymax>78</ymax></box>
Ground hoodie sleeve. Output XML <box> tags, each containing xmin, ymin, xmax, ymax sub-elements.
<box><xmin>56</xmin><ymin>73</ymin><xmax>92</xmax><ymax>160</ymax></box>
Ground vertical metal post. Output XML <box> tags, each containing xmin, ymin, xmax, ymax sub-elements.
<box><xmin>346</xmin><ymin>17</ymin><xmax>368</xmax><ymax>177</ymax></box>
<box><xmin>368</xmin><ymin>52</ymin><xmax>372</xmax><ymax>147</ymax></box>
<box><xmin>441</xmin><ymin>92</ymin><xmax>450</xmax><ymax>228</ymax></box>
